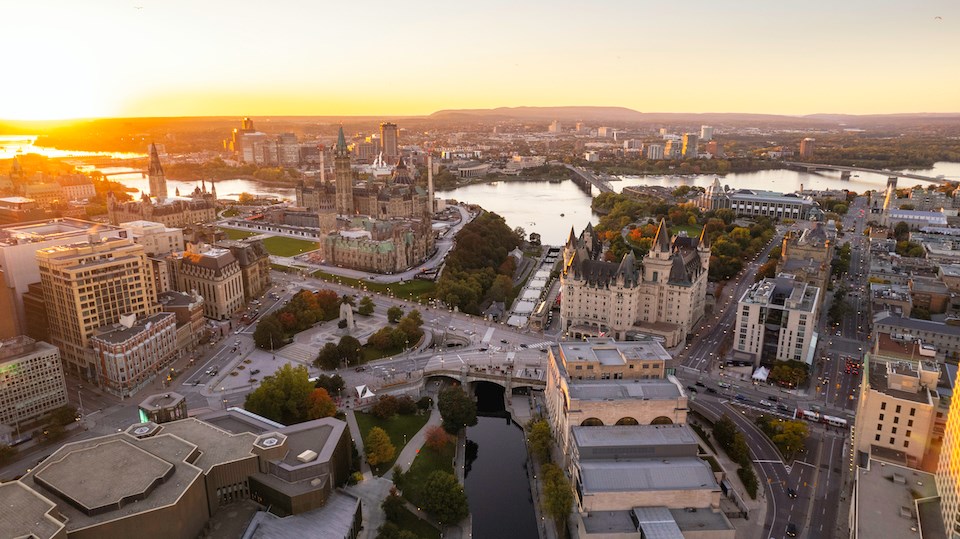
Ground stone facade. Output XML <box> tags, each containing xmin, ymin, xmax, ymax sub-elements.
<box><xmin>560</xmin><ymin>220</ymin><xmax>709</xmax><ymax>347</ymax></box>
<box><xmin>216</xmin><ymin>239</ymin><xmax>271</xmax><ymax>301</ymax></box>
<box><xmin>171</xmin><ymin>246</ymin><xmax>244</xmax><ymax>320</ymax></box>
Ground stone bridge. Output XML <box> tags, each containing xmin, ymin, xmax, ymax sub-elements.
<box><xmin>424</xmin><ymin>365</ymin><xmax>547</xmax><ymax>394</ymax></box>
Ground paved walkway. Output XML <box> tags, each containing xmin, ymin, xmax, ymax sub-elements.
<box><xmin>392</xmin><ymin>407</ymin><xmax>442</xmax><ymax>478</ymax></box>
<box><xmin>344</xmin><ymin>410</ymin><xmax>373</xmax><ymax>479</ymax></box>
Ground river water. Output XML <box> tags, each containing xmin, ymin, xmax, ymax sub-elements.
<box><xmin>465</xmin><ymin>384</ymin><xmax>539</xmax><ymax>539</ymax></box>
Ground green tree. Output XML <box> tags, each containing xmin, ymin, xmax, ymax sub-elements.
<box><xmin>421</xmin><ymin>471</ymin><xmax>469</xmax><ymax>525</ymax></box>
<box><xmin>365</xmin><ymin>426</ymin><xmax>396</xmax><ymax>468</ymax></box>
<box><xmin>48</xmin><ymin>405</ymin><xmax>79</xmax><ymax>426</ymax></box>
<box><xmin>542</xmin><ymin>463</ymin><xmax>573</xmax><ymax>535</ymax></box>
<box><xmin>0</xmin><ymin>444</ymin><xmax>16</xmax><ymax>466</ymax></box>
<box><xmin>306</xmin><ymin>388</ymin><xmax>337</xmax><ymax>419</ymax></box>
<box><xmin>337</xmin><ymin>335</ymin><xmax>363</xmax><ymax>366</ymax></box>
<box><xmin>253</xmin><ymin>315</ymin><xmax>285</xmax><ymax>350</ymax></box>
<box><xmin>894</xmin><ymin>221</ymin><xmax>910</xmax><ymax>241</ymax></box>
<box><xmin>244</xmin><ymin>364</ymin><xmax>314</xmax><ymax>424</ymax></box>
<box><xmin>438</xmin><ymin>386</ymin><xmax>478</xmax><ymax>434</ymax></box>
<box><xmin>771</xmin><ymin>420</ymin><xmax>808</xmax><ymax>459</ymax></box>
<box><xmin>315</xmin><ymin>342</ymin><xmax>340</xmax><ymax>370</ymax></box>
<box><xmin>314</xmin><ymin>373</ymin><xmax>345</xmax><ymax>396</ymax></box>
<box><xmin>358</xmin><ymin>296</ymin><xmax>375</xmax><ymax>316</ymax></box>
<box><xmin>527</xmin><ymin>419</ymin><xmax>553</xmax><ymax>464</ymax></box>
<box><xmin>488</xmin><ymin>274</ymin><xmax>514</xmax><ymax>302</ymax></box>
<box><xmin>381</xmin><ymin>488</ymin><xmax>406</xmax><ymax>523</ymax></box>
<box><xmin>387</xmin><ymin>306</ymin><xmax>404</xmax><ymax>323</ymax></box>
<box><xmin>912</xmin><ymin>306</ymin><xmax>932</xmax><ymax>320</ymax></box>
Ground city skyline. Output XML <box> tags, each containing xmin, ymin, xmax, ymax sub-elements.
<box><xmin>1</xmin><ymin>0</ymin><xmax>958</xmax><ymax>120</ymax></box>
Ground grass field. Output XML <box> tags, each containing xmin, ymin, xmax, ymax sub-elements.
<box><xmin>672</xmin><ymin>224</ymin><xmax>702</xmax><ymax>238</ymax></box>
<box><xmin>402</xmin><ymin>443</ymin><xmax>455</xmax><ymax>507</ymax></box>
<box><xmin>261</xmin><ymin>235</ymin><xmax>321</xmax><ymax>257</ymax></box>
<box><xmin>354</xmin><ymin>410</ymin><xmax>431</xmax><ymax>476</ymax></box>
<box><xmin>221</xmin><ymin>228</ymin><xmax>258</xmax><ymax>240</ymax></box>
<box><xmin>394</xmin><ymin>506</ymin><xmax>441</xmax><ymax>539</ymax></box>
<box><xmin>312</xmin><ymin>270</ymin><xmax>436</xmax><ymax>301</ymax></box>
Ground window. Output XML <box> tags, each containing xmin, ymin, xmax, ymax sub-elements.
<box><xmin>894</xmin><ymin>416</ymin><xmax>899</xmax><ymax>424</ymax></box>
<box><xmin>881</xmin><ymin>402</ymin><xmax>887</xmax><ymax>410</ymax></box>
<box><xmin>896</xmin><ymin>405</ymin><xmax>902</xmax><ymax>413</ymax></box>
<box><xmin>890</xmin><ymin>437</ymin><xmax>895</xmax><ymax>444</ymax></box>
<box><xmin>879</xmin><ymin>414</ymin><xmax>885</xmax><ymax>421</ymax></box>
<box><xmin>908</xmin><ymin>420</ymin><xmax>914</xmax><ymax>427</ymax></box>
<box><xmin>892</xmin><ymin>427</ymin><xmax>897</xmax><ymax>434</ymax></box>
<box><xmin>877</xmin><ymin>423</ymin><xmax>883</xmax><ymax>431</ymax></box>
<box><xmin>909</xmin><ymin>408</ymin><xmax>916</xmax><ymax>417</ymax></box>
<box><xmin>906</xmin><ymin>430</ymin><xmax>912</xmax><ymax>438</ymax></box>
<box><xmin>904</xmin><ymin>441</ymin><xmax>910</xmax><ymax>448</ymax></box>
<box><xmin>875</xmin><ymin>434</ymin><xmax>881</xmax><ymax>442</ymax></box>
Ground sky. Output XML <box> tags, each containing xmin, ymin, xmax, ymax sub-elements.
<box><xmin>1</xmin><ymin>0</ymin><xmax>958</xmax><ymax>120</ymax></box>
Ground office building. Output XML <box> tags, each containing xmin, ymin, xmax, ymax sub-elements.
<box><xmin>561</xmin><ymin>221</ymin><xmax>710</xmax><ymax>347</ymax></box>
<box><xmin>158</xmin><ymin>290</ymin><xmax>206</xmax><ymax>352</ymax></box>
<box><xmin>119</xmin><ymin>220</ymin><xmax>184</xmax><ymax>256</ymax></box>
<box><xmin>645</xmin><ymin>143</ymin><xmax>664</xmax><ymax>160</ymax></box>
<box><xmin>699</xmin><ymin>125</ymin><xmax>714</xmax><ymax>141</ymax></box>
<box><xmin>90</xmin><ymin>312</ymin><xmax>177</xmax><ymax>397</ymax></box>
<box><xmin>0</xmin><ymin>218</ymin><xmax>125</xmax><ymax>333</ymax></box>
<box><xmin>732</xmin><ymin>274</ymin><xmax>820</xmax><ymax>366</ymax></box>
<box><xmin>548</xmin><ymin>120</ymin><xmax>562</xmax><ymax>133</ymax></box>
<box><xmin>938</xmin><ymin>361</ymin><xmax>960</xmax><ymax>538</ymax></box>
<box><xmin>799</xmin><ymin>137</ymin><xmax>815</xmax><ymax>158</ymax></box>
<box><xmin>0</xmin><ymin>336</ymin><xmax>67</xmax><ymax>434</ymax></box>
<box><xmin>874</xmin><ymin>313</ymin><xmax>960</xmax><ymax>363</ymax></box>
<box><xmin>681</xmin><ymin>133</ymin><xmax>699</xmax><ymax>159</ymax></box>
<box><xmin>706</xmin><ymin>140</ymin><xmax>723</xmax><ymax>157</ymax></box>
<box><xmin>171</xmin><ymin>245</ymin><xmax>244</xmax><ymax>320</ymax></box>
<box><xmin>663</xmin><ymin>139</ymin><xmax>681</xmax><ymax>159</ymax></box>
<box><xmin>37</xmin><ymin>237</ymin><xmax>158</xmax><ymax>380</ymax></box>
<box><xmin>1</xmin><ymin>412</ymin><xmax>356</xmax><ymax>539</ymax></box>
<box><xmin>215</xmin><ymin>239</ymin><xmax>271</xmax><ymax>302</ymax></box>
<box><xmin>776</xmin><ymin>223</ymin><xmax>833</xmax><ymax>296</ymax></box>
<box><xmin>379</xmin><ymin>122</ymin><xmax>399</xmax><ymax>161</ymax></box>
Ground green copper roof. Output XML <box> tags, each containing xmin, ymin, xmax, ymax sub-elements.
<box><xmin>336</xmin><ymin>126</ymin><xmax>348</xmax><ymax>153</ymax></box>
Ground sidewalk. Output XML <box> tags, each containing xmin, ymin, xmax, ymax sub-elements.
<box><xmin>344</xmin><ymin>410</ymin><xmax>373</xmax><ymax>479</ymax></box>
<box><xmin>392</xmin><ymin>407</ymin><xmax>442</xmax><ymax>477</ymax></box>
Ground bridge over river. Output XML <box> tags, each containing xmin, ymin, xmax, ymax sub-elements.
<box><xmin>782</xmin><ymin>161</ymin><xmax>947</xmax><ymax>184</ymax></box>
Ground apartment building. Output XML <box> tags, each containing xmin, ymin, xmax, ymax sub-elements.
<box><xmin>733</xmin><ymin>274</ymin><xmax>820</xmax><ymax>366</ymax></box>
<box><xmin>90</xmin><ymin>312</ymin><xmax>177</xmax><ymax>398</ymax></box>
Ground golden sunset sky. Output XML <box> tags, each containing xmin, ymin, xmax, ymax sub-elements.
<box><xmin>1</xmin><ymin>0</ymin><xmax>957</xmax><ymax>120</ymax></box>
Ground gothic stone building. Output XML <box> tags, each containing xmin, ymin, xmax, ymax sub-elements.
<box><xmin>560</xmin><ymin>220</ymin><xmax>710</xmax><ymax>347</ymax></box>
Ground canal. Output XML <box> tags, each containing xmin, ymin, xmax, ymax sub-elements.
<box><xmin>464</xmin><ymin>382</ymin><xmax>539</xmax><ymax>539</ymax></box>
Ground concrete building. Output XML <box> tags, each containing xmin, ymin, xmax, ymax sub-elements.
<box><xmin>138</xmin><ymin>391</ymin><xmax>187</xmax><ymax>424</ymax></box>
<box><xmin>0</xmin><ymin>218</ymin><xmax>125</xmax><ymax>334</ymax></box>
<box><xmin>705</xmin><ymin>140</ymin><xmax>723</xmax><ymax>157</ymax></box>
<box><xmin>908</xmin><ymin>187</ymin><xmax>950</xmax><ymax>212</ymax></box>
<box><xmin>55</xmin><ymin>175</ymin><xmax>96</xmax><ymax>201</ymax></box>
<box><xmin>379</xmin><ymin>122</ymin><xmax>399</xmax><ymax>161</ymax></box>
<box><xmin>700</xmin><ymin>178</ymin><xmax>822</xmax><ymax>220</ymax></box>
<box><xmin>938</xmin><ymin>362</ymin><xmax>960</xmax><ymax>538</ymax></box>
<box><xmin>561</xmin><ymin>221</ymin><xmax>710</xmax><ymax>347</ymax></box>
<box><xmin>216</xmin><ymin>239</ymin><xmax>271</xmax><ymax>302</ymax></box>
<box><xmin>0</xmin><ymin>336</ymin><xmax>67</xmax><ymax>435</ymax></box>
<box><xmin>853</xmin><ymin>459</ymin><xmax>944</xmax><ymax>539</ymax></box>
<box><xmin>36</xmin><ymin>237</ymin><xmax>159</xmax><ymax>380</ymax></box>
<box><xmin>799</xmin><ymin>137</ymin><xmax>815</xmax><ymax>158</ymax></box>
<box><xmin>597</xmin><ymin>127</ymin><xmax>613</xmax><ymax>138</ymax></box>
<box><xmin>545</xmin><ymin>339</ymin><xmax>689</xmax><ymax>456</ymax></box>
<box><xmin>733</xmin><ymin>274</ymin><xmax>820</xmax><ymax>366</ymax></box>
<box><xmin>646</xmin><ymin>143</ymin><xmax>664</xmax><ymax>160</ymax></box>
<box><xmin>548</xmin><ymin>120</ymin><xmax>563</xmax><ymax>133</ymax></box>
<box><xmin>874</xmin><ymin>313</ymin><xmax>960</xmax><ymax>363</ymax></box>
<box><xmin>910</xmin><ymin>276</ymin><xmax>951</xmax><ymax>314</ymax></box>
<box><xmin>699</xmin><ymin>125</ymin><xmax>714</xmax><ymax>142</ymax></box>
<box><xmin>664</xmin><ymin>139</ymin><xmax>681</xmax><ymax>159</ymax></box>
<box><xmin>776</xmin><ymin>224</ymin><xmax>833</xmax><ymax>297</ymax></box>
<box><xmin>853</xmin><ymin>354</ymin><xmax>942</xmax><ymax>470</ymax></box>
<box><xmin>1</xmin><ymin>413</ymin><xmax>355</xmax><ymax>539</ymax></box>
<box><xmin>681</xmin><ymin>133</ymin><xmax>699</xmax><ymax>159</ymax></box>
<box><xmin>90</xmin><ymin>312</ymin><xmax>178</xmax><ymax>398</ymax></box>
<box><xmin>171</xmin><ymin>246</ymin><xmax>243</xmax><ymax>320</ymax></box>
<box><xmin>120</xmin><ymin>220</ymin><xmax>184</xmax><ymax>256</ymax></box>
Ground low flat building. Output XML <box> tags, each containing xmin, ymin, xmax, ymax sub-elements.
<box><xmin>851</xmin><ymin>458</ymin><xmax>944</xmax><ymax>539</ymax></box>
<box><xmin>138</xmin><ymin>391</ymin><xmax>187</xmax><ymax>424</ymax></box>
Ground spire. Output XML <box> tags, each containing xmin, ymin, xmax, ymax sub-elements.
<box><xmin>335</xmin><ymin>125</ymin><xmax>348</xmax><ymax>157</ymax></box>
<box><xmin>148</xmin><ymin>143</ymin><xmax>164</xmax><ymax>176</ymax></box>
<box><xmin>566</xmin><ymin>226</ymin><xmax>577</xmax><ymax>248</ymax></box>
<box><xmin>10</xmin><ymin>155</ymin><xmax>23</xmax><ymax>179</ymax></box>
<box><xmin>697</xmin><ymin>226</ymin><xmax>710</xmax><ymax>249</ymax></box>
<box><xmin>653</xmin><ymin>218</ymin><xmax>671</xmax><ymax>252</ymax></box>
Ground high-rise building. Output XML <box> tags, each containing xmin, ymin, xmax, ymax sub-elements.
<box><xmin>646</xmin><ymin>143</ymin><xmax>664</xmax><ymax>160</ymax></box>
<box><xmin>938</xmin><ymin>372</ymin><xmax>960</xmax><ymax>536</ymax></box>
<box><xmin>699</xmin><ymin>125</ymin><xmax>714</xmax><ymax>142</ymax></box>
<box><xmin>37</xmin><ymin>237</ymin><xmax>159</xmax><ymax>380</ymax></box>
<box><xmin>705</xmin><ymin>140</ymin><xmax>723</xmax><ymax>157</ymax></box>
<box><xmin>681</xmin><ymin>133</ymin><xmax>699</xmax><ymax>159</ymax></box>
<box><xmin>799</xmin><ymin>137</ymin><xmax>815</xmax><ymax>158</ymax></box>
<box><xmin>0</xmin><ymin>336</ymin><xmax>67</xmax><ymax>435</ymax></box>
<box><xmin>548</xmin><ymin>120</ymin><xmax>562</xmax><ymax>133</ymax></box>
<box><xmin>334</xmin><ymin>126</ymin><xmax>353</xmax><ymax>216</ymax></box>
<box><xmin>733</xmin><ymin>274</ymin><xmax>820</xmax><ymax>366</ymax></box>
<box><xmin>147</xmin><ymin>143</ymin><xmax>167</xmax><ymax>201</ymax></box>
<box><xmin>379</xmin><ymin>122</ymin><xmax>399</xmax><ymax>161</ymax></box>
<box><xmin>575</xmin><ymin>122</ymin><xmax>587</xmax><ymax>134</ymax></box>
<box><xmin>597</xmin><ymin>127</ymin><xmax>613</xmax><ymax>138</ymax></box>
<box><xmin>663</xmin><ymin>139</ymin><xmax>681</xmax><ymax>159</ymax></box>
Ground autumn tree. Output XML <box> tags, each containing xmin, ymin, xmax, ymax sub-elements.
<box><xmin>365</xmin><ymin>426</ymin><xmax>396</xmax><ymax>469</ymax></box>
<box><xmin>425</xmin><ymin>425</ymin><xmax>454</xmax><ymax>451</ymax></box>
<box><xmin>527</xmin><ymin>419</ymin><xmax>553</xmax><ymax>464</ymax></box>
<box><xmin>244</xmin><ymin>364</ymin><xmax>314</xmax><ymax>424</ymax></box>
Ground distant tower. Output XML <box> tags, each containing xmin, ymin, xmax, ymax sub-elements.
<box><xmin>334</xmin><ymin>126</ymin><xmax>353</xmax><ymax>216</ymax></box>
<box><xmin>147</xmin><ymin>143</ymin><xmax>167</xmax><ymax>202</ymax></box>
<box><xmin>681</xmin><ymin>133</ymin><xmax>699</xmax><ymax>159</ymax></box>
<box><xmin>699</xmin><ymin>125</ymin><xmax>714</xmax><ymax>142</ymax></box>
<box><xmin>799</xmin><ymin>138</ymin><xmax>815</xmax><ymax>158</ymax></box>
<box><xmin>9</xmin><ymin>156</ymin><xmax>23</xmax><ymax>184</ymax></box>
<box><xmin>427</xmin><ymin>154</ymin><xmax>435</xmax><ymax>215</ymax></box>
<box><xmin>380</xmin><ymin>122</ymin><xmax>399</xmax><ymax>161</ymax></box>
<box><xmin>883</xmin><ymin>176</ymin><xmax>898</xmax><ymax>213</ymax></box>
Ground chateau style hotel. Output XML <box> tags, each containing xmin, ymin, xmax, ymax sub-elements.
<box><xmin>560</xmin><ymin>220</ymin><xmax>710</xmax><ymax>347</ymax></box>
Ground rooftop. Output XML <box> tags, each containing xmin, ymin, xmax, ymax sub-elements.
<box><xmin>0</xmin><ymin>481</ymin><xmax>65</xmax><ymax>539</ymax></box>
<box><xmin>855</xmin><ymin>459</ymin><xmax>941</xmax><ymax>539</ymax></box>
<box><xmin>0</xmin><ymin>218</ymin><xmax>119</xmax><ymax>245</ymax></box>
<box><xmin>579</xmin><ymin>458</ymin><xmax>717</xmax><ymax>493</ymax></box>
<box><xmin>245</xmin><ymin>492</ymin><xmax>361</xmax><ymax>539</ymax></box>
<box><xmin>867</xmin><ymin>360</ymin><xmax>933</xmax><ymax>404</ymax></box>
<box><xmin>572</xmin><ymin>424</ymin><xmax>697</xmax><ymax>450</ymax></box>
<box><xmin>875</xmin><ymin>313</ymin><xmax>960</xmax><ymax>337</ymax></box>
<box><xmin>91</xmin><ymin>312</ymin><xmax>175</xmax><ymax>345</ymax></box>
<box><xmin>559</xmin><ymin>338</ymin><xmax>671</xmax><ymax>367</ymax></box>
<box><xmin>568</xmin><ymin>377</ymin><xmax>683</xmax><ymax>401</ymax></box>
<box><xmin>139</xmin><ymin>391</ymin><xmax>185</xmax><ymax>412</ymax></box>
<box><xmin>156</xmin><ymin>417</ymin><xmax>257</xmax><ymax>472</ymax></box>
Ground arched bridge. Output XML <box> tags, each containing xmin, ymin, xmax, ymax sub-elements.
<box><xmin>424</xmin><ymin>365</ymin><xmax>547</xmax><ymax>393</ymax></box>
<box><xmin>564</xmin><ymin>164</ymin><xmax>614</xmax><ymax>194</ymax></box>
<box><xmin>782</xmin><ymin>161</ymin><xmax>947</xmax><ymax>184</ymax></box>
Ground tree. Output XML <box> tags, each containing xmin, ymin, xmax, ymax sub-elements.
<box><xmin>365</xmin><ymin>426</ymin><xmax>396</xmax><ymax>468</ymax></box>
<box><xmin>527</xmin><ymin>419</ymin><xmax>553</xmax><ymax>464</ymax></box>
<box><xmin>0</xmin><ymin>444</ymin><xmax>16</xmax><ymax>466</ymax></box>
<box><xmin>894</xmin><ymin>221</ymin><xmax>910</xmax><ymax>241</ymax></box>
<box><xmin>315</xmin><ymin>342</ymin><xmax>340</xmax><ymax>370</ymax></box>
<box><xmin>438</xmin><ymin>386</ymin><xmax>478</xmax><ymax>434</ymax></box>
<box><xmin>314</xmin><ymin>373</ymin><xmax>345</xmax><ymax>396</ymax></box>
<box><xmin>542</xmin><ymin>463</ymin><xmax>573</xmax><ymax>535</ymax></box>
<box><xmin>425</xmin><ymin>424</ymin><xmax>454</xmax><ymax>451</ymax></box>
<box><xmin>387</xmin><ymin>306</ymin><xmax>404</xmax><ymax>323</ymax></box>
<box><xmin>375</xmin><ymin>522</ymin><xmax>420</xmax><ymax>539</ymax></box>
<box><xmin>421</xmin><ymin>471</ymin><xmax>469</xmax><ymax>525</ymax></box>
<box><xmin>244</xmin><ymin>364</ymin><xmax>315</xmax><ymax>424</ymax></box>
<box><xmin>367</xmin><ymin>327</ymin><xmax>398</xmax><ymax>351</ymax></box>
<box><xmin>397</xmin><ymin>312</ymin><xmax>424</xmax><ymax>344</ymax></box>
<box><xmin>381</xmin><ymin>487</ymin><xmax>406</xmax><ymax>523</ymax></box>
<box><xmin>912</xmin><ymin>306</ymin><xmax>932</xmax><ymax>320</ymax></box>
<box><xmin>371</xmin><ymin>395</ymin><xmax>400</xmax><ymax>420</ymax></box>
<box><xmin>253</xmin><ymin>315</ymin><xmax>285</xmax><ymax>350</ymax></box>
<box><xmin>337</xmin><ymin>335</ymin><xmax>363</xmax><ymax>366</ymax></box>
<box><xmin>306</xmin><ymin>388</ymin><xmax>337</xmax><ymax>419</ymax></box>
<box><xmin>48</xmin><ymin>405</ymin><xmax>79</xmax><ymax>426</ymax></box>
<box><xmin>358</xmin><ymin>296</ymin><xmax>375</xmax><ymax>316</ymax></box>
<box><xmin>771</xmin><ymin>420</ymin><xmax>808</xmax><ymax>459</ymax></box>
<box><xmin>238</xmin><ymin>192</ymin><xmax>256</xmax><ymax>205</ymax></box>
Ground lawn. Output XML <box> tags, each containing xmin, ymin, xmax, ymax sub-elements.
<box><xmin>354</xmin><ymin>410</ymin><xmax>431</xmax><ymax>475</ymax></box>
<box><xmin>221</xmin><ymin>227</ymin><xmax>259</xmax><ymax>240</ymax></box>
<box><xmin>261</xmin><ymin>235</ymin><xmax>321</xmax><ymax>257</ymax></box>
<box><xmin>402</xmin><ymin>443</ymin><xmax>455</xmax><ymax>507</ymax></box>
<box><xmin>394</xmin><ymin>506</ymin><xmax>440</xmax><ymax>539</ymax></box>
<box><xmin>361</xmin><ymin>344</ymin><xmax>406</xmax><ymax>363</ymax></box>
<box><xmin>312</xmin><ymin>270</ymin><xmax>436</xmax><ymax>301</ymax></box>
<box><xmin>672</xmin><ymin>224</ymin><xmax>702</xmax><ymax>238</ymax></box>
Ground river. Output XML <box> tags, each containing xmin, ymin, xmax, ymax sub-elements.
<box><xmin>464</xmin><ymin>383</ymin><xmax>539</xmax><ymax>539</ymax></box>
